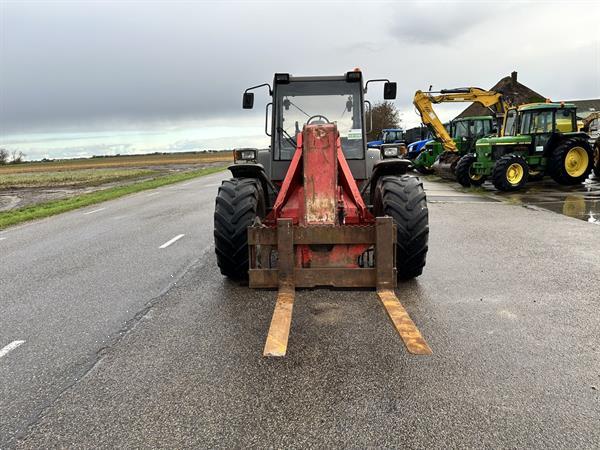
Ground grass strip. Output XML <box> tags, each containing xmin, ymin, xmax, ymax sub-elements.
<box><xmin>0</xmin><ymin>168</ymin><xmax>157</xmax><ymax>189</ymax></box>
<box><xmin>0</xmin><ymin>166</ymin><xmax>226</xmax><ymax>230</ymax></box>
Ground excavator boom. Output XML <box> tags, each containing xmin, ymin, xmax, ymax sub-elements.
<box><xmin>413</xmin><ymin>87</ymin><xmax>509</xmax><ymax>153</ymax></box>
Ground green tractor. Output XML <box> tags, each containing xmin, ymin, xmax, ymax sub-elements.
<box><xmin>456</xmin><ymin>103</ymin><xmax>593</xmax><ymax>191</ymax></box>
<box><xmin>413</xmin><ymin>115</ymin><xmax>496</xmax><ymax>176</ymax></box>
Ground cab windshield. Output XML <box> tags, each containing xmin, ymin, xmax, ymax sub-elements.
<box><xmin>383</xmin><ymin>130</ymin><xmax>404</xmax><ymax>143</ymax></box>
<box><xmin>504</xmin><ymin>110</ymin><xmax>517</xmax><ymax>136</ymax></box>
<box><xmin>274</xmin><ymin>80</ymin><xmax>364</xmax><ymax>160</ymax></box>
<box><xmin>452</xmin><ymin>121</ymin><xmax>469</xmax><ymax>139</ymax></box>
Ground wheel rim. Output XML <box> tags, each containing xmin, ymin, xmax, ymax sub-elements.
<box><xmin>468</xmin><ymin>163</ymin><xmax>483</xmax><ymax>181</ymax></box>
<box><xmin>564</xmin><ymin>146</ymin><xmax>588</xmax><ymax>177</ymax></box>
<box><xmin>506</xmin><ymin>163</ymin><xmax>524</xmax><ymax>185</ymax></box>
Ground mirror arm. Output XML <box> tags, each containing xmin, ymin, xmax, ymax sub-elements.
<box><xmin>364</xmin><ymin>78</ymin><xmax>390</xmax><ymax>93</ymax></box>
<box><xmin>245</xmin><ymin>83</ymin><xmax>272</xmax><ymax>96</ymax></box>
<box><xmin>265</xmin><ymin>102</ymin><xmax>272</xmax><ymax>137</ymax></box>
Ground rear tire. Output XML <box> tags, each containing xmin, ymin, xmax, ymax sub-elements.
<box><xmin>214</xmin><ymin>178</ymin><xmax>265</xmax><ymax>280</ymax></box>
<box><xmin>547</xmin><ymin>137</ymin><xmax>593</xmax><ymax>185</ymax></box>
<box><xmin>456</xmin><ymin>153</ymin><xmax>485</xmax><ymax>187</ymax></box>
<box><xmin>374</xmin><ymin>175</ymin><xmax>429</xmax><ymax>280</ymax></box>
<box><xmin>492</xmin><ymin>154</ymin><xmax>529</xmax><ymax>191</ymax></box>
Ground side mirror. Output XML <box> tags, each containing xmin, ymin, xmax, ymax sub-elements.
<box><xmin>242</xmin><ymin>92</ymin><xmax>254</xmax><ymax>109</ymax></box>
<box><xmin>383</xmin><ymin>82</ymin><xmax>397</xmax><ymax>100</ymax></box>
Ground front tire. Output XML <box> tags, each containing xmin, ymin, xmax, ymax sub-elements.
<box><xmin>548</xmin><ymin>137</ymin><xmax>593</xmax><ymax>185</ymax></box>
<box><xmin>456</xmin><ymin>153</ymin><xmax>486</xmax><ymax>187</ymax></box>
<box><xmin>492</xmin><ymin>154</ymin><xmax>529</xmax><ymax>191</ymax></box>
<box><xmin>214</xmin><ymin>178</ymin><xmax>265</xmax><ymax>280</ymax></box>
<box><xmin>374</xmin><ymin>175</ymin><xmax>429</xmax><ymax>280</ymax></box>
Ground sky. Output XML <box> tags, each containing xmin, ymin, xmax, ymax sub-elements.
<box><xmin>1</xmin><ymin>0</ymin><xmax>599</xmax><ymax>160</ymax></box>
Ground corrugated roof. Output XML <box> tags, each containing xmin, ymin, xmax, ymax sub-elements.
<box><xmin>563</xmin><ymin>99</ymin><xmax>600</xmax><ymax>118</ymax></box>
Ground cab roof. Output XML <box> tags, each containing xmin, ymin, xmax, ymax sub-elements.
<box><xmin>518</xmin><ymin>102</ymin><xmax>576</xmax><ymax>111</ymax></box>
<box><xmin>453</xmin><ymin>115</ymin><xmax>494</xmax><ymax>122</ymax></box>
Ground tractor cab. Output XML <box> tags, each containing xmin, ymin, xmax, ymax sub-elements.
<box><xmin>518</xmin><ymin>103</ymin><xmax>576</xmax><ymax>149</ymax></box>
<box><xmin>448</xmin><ymin>116</ymin><xmax>495</xmax><ymax>153</ymax></box>
<box><xmin>367</xmin><ymin>128</ymin><xmax>406</xmax><ymax>148</ymax></box>
<box><xmin>240</xmin><ymin>71</ymin><xmax>400</xmax><ymax>184</ymax></box>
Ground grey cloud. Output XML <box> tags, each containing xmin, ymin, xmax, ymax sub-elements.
<box><xmin>386</xmin><ymin>2</ymin><xmax>516</xmax><ymax>45</ymax></box>
<box><xmin>1</xmin><ymin>0</ymin><xmax>598</xmax><ymax>139</ymax></box>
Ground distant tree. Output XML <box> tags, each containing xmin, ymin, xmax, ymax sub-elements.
<box><xmin>10</xmin><ymin>150</ymin><xmax>25</xmax><ymax>164</ymax></box>
<box><xmin>367</xmin><ymin>101</ymin><xmax>400</xmax><ymax>141</ymax></box>
<box><xmin>0</xmin><ymin>148</ymin><xmax>8</xmax><ymax>164</ymax></box>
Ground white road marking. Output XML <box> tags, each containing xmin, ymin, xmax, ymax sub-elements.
<box><xmin>0</xmin><ymin>340</ymin><xmax>26</xmax><ymax>359</ymax></box>
<box><xmin>159</xmin><ymin>234</ymin><xmax>185</xmax><ymax>249</ymax></box>
<box><xmin>201</xmin><ymin>183</ymin><xmax>221</xmax><ymax>188</ymax></box>
<box><xmin>83</xmin><ymin>207</ymin><xmax>106</xmax><ymax>215</ymax></box>
<box><xmin>179</xmin><ymin>181</ymin><xmax>197</xmax><ymax>187</ymax></box>
<box><xmin>0</xmin><ymin>237</ymin><xmax>6</xmax><ymax>241</ymax></box>
<box><xmin>146</xmin><ymin>192</ymin><xmax>160</xmax><ymax>197</ymax></box>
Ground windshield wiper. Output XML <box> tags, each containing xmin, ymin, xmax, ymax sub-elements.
<box><xmin>286</xmin><ymin>99</ymin><xmax>311</xmax><ymax>118</ymax></box>
<box><xmin>277</xmin><ymin>126</ymin><xmax>297</xmax><ymax>148</ymax></box>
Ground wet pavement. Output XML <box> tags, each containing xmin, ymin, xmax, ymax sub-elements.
<box><xmin>430</xmin><ymin>173</ymin><xmax>600</xmax><ymax>225</ymax></box>
<box><xmin>480</xmin><ymin>173</ymin><xmax>600</xmax><ymax>225</ymax></box>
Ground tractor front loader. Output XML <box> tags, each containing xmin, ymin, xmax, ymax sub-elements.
<box><xmin>214</xmin><ymin>70</ymin><xmax>431</xmax><ymax>357</ymax></box>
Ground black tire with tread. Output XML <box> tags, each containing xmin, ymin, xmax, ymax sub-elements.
<box><xmin>547</xmin><ymin>137</ymin><xmax>593</xmax><ymax>185</ymax></box>
<box><xmin>374</xmin><ymin>175</ymin><xmax>429</xmax><ymax>280</ymax></box>
<box><xmin>456</xmin><ymin>153</ymin><xmax>485</xmax><ymax>187</ymax></box>
<box><xmin>492</xmin><ymin>154</ymin><xmax>529</xmax><ymax>192</ymax></box>
<box><xmin>214</xmin><ymin>178</ymin><xmax>265</xmax><ymax>280</ymax></box>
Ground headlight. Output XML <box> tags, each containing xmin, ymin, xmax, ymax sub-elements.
<box><xmin>382</xmin><ymin>147</ymin><xmax>399</xmax><ymax>158</ymax></box>
<box><xmin>234</xmin><ymin>148</ymin><xmax>257</xmax><ymax>162</ymax></box>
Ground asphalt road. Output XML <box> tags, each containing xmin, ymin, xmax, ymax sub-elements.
<box><xmin>2</xmin><ymin>172</ymin><xmax>599</xmax><ymax>448</ymax></box>
<box><xmin>0</xmin><ymin>171</ymin><xmax>228</xmax><ymax>447</ymax></box>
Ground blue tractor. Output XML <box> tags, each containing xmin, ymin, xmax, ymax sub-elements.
<box><xmin>407</xmin><ymin>138</ymin><xmax>433</xmax><ymax>160</ymax></box>
<box><xmin>367</xmin><ymin>128</ymin><xmax>405</xmax><ymax>148</ymax></box>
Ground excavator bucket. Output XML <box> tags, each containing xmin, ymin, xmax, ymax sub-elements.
<box><xmin>432</xmin><ymin>151</ymin><xmax>461</xmax><ymax>180</ymax></box>
<box><xmin>248</xmin><ymin>123</ymin><xmax>431</xmax><ymax>357</ymax></box>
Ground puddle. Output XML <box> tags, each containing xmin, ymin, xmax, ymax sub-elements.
<box><xmin>481</xmin><ymin>174</ymin><xmax>600</xmax><ymax>224</ymax></box>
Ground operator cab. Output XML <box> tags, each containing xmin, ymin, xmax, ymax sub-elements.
<box><xmin>274</xmin><ymin>78</ymin><xmax>365</xmax><ymax>161</ymax></box>
<box><xmin>505</xmin><ymin>103</ymin><xmax>578</xmax><ymax>151</ymax></box>
<box><xmin>242</xmin><ymin>70</ymin><xmax>397</xmax><ymax>181</ymax></box>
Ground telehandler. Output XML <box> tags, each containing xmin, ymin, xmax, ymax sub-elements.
<box><xmin>457</xmin><ymin>102</ymin><xmax>593</xmax><ymax>191</ymax></box>
<box><xmin>412</xmin><ymin>88</ymin><xmax>508</xmax><ymax>179</ymax></box>
<box><xmin>214</xmin><ymin>70</ymin><xmax>431</xmax><ymax>357</ymax></box>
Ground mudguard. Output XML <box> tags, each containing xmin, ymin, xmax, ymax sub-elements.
<box><xmin>228</xmin><ymin>163</ymin><xmax>277</xmax><ymax>206</ymax></box>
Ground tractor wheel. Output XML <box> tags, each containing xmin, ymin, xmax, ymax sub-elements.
<box><xmin>374</xmin><ymin>175</ymin><xmax>429</xmax><ymax>280</ymax></box>
<box><xmin>214</xmin><ymin>178</ymin><xmax>265</xmax><ymax>280</ymax></box>
<box><xmin>547</xmin><ymin>137</ymin><xmax>593</xmax><ymax>185</ymax></box>
<box><xmin>456</xmin><ymin>153</ymin><xmax>485</xmax><ymax>187</ymax></box>
<box><xmin>492</xmin><ymin>154</ymin><xmax>529</xmax><ymax>191</ymax></box>
<box><xmin>593</xmin><ymin>142</ymin><xmax>600</xmax><ymax>178</ymax></box>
